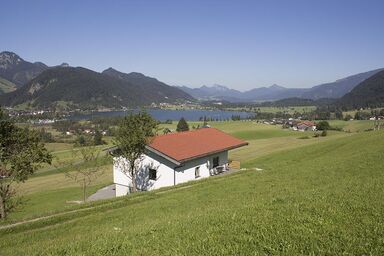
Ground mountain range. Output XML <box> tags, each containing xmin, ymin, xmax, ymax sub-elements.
<box><xmin>0</xmin><ymin>52</ymin><xmax>193</xmax><ymax>109</ymax></box>
<box><xmin>0</xmin><ymin>51</ymin><xmax>383</xmax><ymax>110</ymax></box>
<box><xmin>179</xmin><ymin>68</ymin><xmax>384</xmax><ymax>102</ymax></box>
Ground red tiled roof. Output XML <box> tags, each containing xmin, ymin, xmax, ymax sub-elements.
<box><xmin>298</xmin><ymin>121</ymin><xmax>316</xmax><ymax>127</ymax></box>
<box><xmin>148</xmin><ymin>128</ymin><xmax>248</xmax><ymax>163</ymax></box>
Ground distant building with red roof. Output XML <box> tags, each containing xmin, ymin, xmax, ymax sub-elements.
<box><xmin>294</xmin><ymin>121</ymin><xmax>317</xmax><ymax>131</ymax></box>
<box><xmin>113</xmin><ymin>128</ymin><xmax>248</xmax><ymax>196</ymax></box>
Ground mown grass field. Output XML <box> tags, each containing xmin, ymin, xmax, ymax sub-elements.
<box><xmin>0</xmin><ymin>128</ymin><xmax>383</xmax><ymax>255</ymax></box>
<box><xmin>328</xmin><ymin>119</ymin><xmax>376</xmax><ymax>132</ymax></box>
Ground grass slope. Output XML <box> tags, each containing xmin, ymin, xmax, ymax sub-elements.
<box><xmin>0</xmin><ymin>77</ymin><xmax>17</xmax><ymax>94</ymax></box>
<box><xmin>1</xmin><ymin>130</ymin><xmax>383</xmax><ymax>255</ymax></box>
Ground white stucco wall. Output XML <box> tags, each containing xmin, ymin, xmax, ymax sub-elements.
<box><xmin>113</xmin><ymin>151</ymin><xmax>228</xmax><ymax>197</ymax></box>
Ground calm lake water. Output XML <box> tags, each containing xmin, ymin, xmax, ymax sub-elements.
<box><xmin>69</xmin><ymin>109</ymin><xmax>252</xmax><ymax>121</ymax></box>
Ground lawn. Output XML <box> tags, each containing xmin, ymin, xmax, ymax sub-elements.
<box><xmin>328</xmin><ymin>120</ymin><xmax>375</xmax><ymax>132</ymax></box>
<box><xmin>1</xmin><ymin>128</ymin><xmax>383</xmax><ymax>255</ymax></box>
<box><xmin>1</xmin><ymin>165</ymin><xmax>113</xmax><ymax>223</ymax></box>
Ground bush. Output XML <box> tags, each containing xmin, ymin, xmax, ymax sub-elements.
<box><xmin>344</xmin><ymin>114</ymin><xmax>353</xmax><ymax>121</ymax></box>
<box><xmin>316</xmin><ymin>121</ymin><xmax>330</xmax><ymax>130</ymax></box>
<box><xmin>321</xmin><ymin>130</ymin><xmax>328</xmax><ymax>137</ymax></box>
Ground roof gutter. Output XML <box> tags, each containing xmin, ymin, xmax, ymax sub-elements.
<box><xmin>145</xmin><ymin>145</ymin><xmax>182</xmax><ymax>166</ymax></box>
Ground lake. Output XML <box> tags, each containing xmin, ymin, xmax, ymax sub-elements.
<box><xmin>69</xmin><ymin>109</ymin><xmax>252</xmax><ymax>121</ymax></box>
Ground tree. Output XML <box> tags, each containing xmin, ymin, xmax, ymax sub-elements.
<box><xmin>113</xmin><ymin>112</ymin><xmax>158</xmax><ymax>193</ymax></box>
<box><xmin>316</xmin><ymin>121</ymin><xmax>330</xmax><ymax>131</ymax></box>
<box><xmin>64</xmin><ymin>146</ymin><xmax>105</xmax><ymax>202</ymax></box>
<box><xmin>75</xmin><ymin>134</ymin><xmax>92</xmax><ymax>147</ymax></box>
<box><xmin>0</xmin><ymin>109</ymin><xmax>52</xmax><ymax>219</ymax></box>
<box><xmin>176</xmin><ymin>117</ymin><xmax>189</xmax><ymax>132</ymax></box>
<box><xmin>93</xmin><ymin>129</ymin><xmax>104</xmax><ymax>145</ymax></box>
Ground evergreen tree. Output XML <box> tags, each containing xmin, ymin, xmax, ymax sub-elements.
<box><xmin>176</xmin><ymin>117</ymin><xmax>189</xmax><ymax>132</ymax></box>
<box><xmin>93</xmin><ymin>129</ymin><xmax>104</xmax><ymax>145</ymax></box>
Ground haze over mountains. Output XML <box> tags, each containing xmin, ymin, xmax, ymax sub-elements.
<box><xmin>0</xmin><ymin>51</ymin><xmax>383</xmax><ymax>110</ymax></box>
<box><xmin>179</xmin><ymin>68</ymin><xmax>384</xmax><ymax>102</ymax></box>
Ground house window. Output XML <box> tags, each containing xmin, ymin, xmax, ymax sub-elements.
<box><xmin>195</xmin><ymin>166</ymin><xmax>200</xmax><ymax>178</ymax></box>
<box><xmin>149</xmin><ymin>168</ymin><xmax>157</xmax><ymax>180</ymax></box>
<box><xmin>213</xmin><ymin>156</ymin><xmax>219</xmax><ymax>168</ymax></box>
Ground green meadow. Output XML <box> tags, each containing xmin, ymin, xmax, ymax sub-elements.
<box><xmin>1</xmin><ymin>120</ymin><xmax>383</xmax><ymax>255</ymax></box>
<box><xmin>328</xmin><ymin>119</ymin><xmax>376</xmax><ymax>132</ymax></box>
<box><xmin>0</xmin><ymin>121</ymin><xmax>349</xmax><ymax>224</ymax></box>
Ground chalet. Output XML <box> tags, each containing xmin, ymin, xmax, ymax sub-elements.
<box><xmin>113</xmin><ymin>128</ymin><xmax>248</xmax><ymax>196</ymax></box>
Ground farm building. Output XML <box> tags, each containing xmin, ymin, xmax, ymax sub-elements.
<box><xmin>113</xmin><ymin>128</ymin><xmax>248</xmax><ymax>196</ymax></box>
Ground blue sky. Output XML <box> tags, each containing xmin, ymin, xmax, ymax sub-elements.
<box><xmin>1</xmin><ymin>0</ymin><xmax>384</xmax><ymax>90</ymax></box>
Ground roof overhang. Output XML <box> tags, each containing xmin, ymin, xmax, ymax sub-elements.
<box><xmin>147</xmin><ymin>141</ymin><xmax>248</xmax><ymax>165</ymax></box>
<box><xmin>145</xmin><ymin>145</ymin><xmax>182</xmax><ymax>166</ymax></box>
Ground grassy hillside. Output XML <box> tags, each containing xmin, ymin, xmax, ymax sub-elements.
<box><xmin>328</xmin><ymin>120</ymin><xmax>376</xmax><ymax>132</ymax></box>
<box><xmin>338</xmin><ymin>69</ymin><xmax>384</xmax><ymax>109</ymax></box>
<box><xmin>1</xmin><ymin>129</ymin><xmax>383</xmax><ymax>255</ymax></box>
<box><xmin>0</xmin><ymin>77</ymin><xmax>17</xmax><ymax>94</ymax></box>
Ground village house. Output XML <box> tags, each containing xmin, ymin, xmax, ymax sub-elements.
<box><xmin>296</xmin><ymin>121</ymin><xmax>317</xmax><ymax>131</ymax></box>
<box><xmin>296</xmin><ymin>121</ymin><xmax>316</xmax><ymax>132</ymax></box>
<box><xmin>113</xmin><ymin>128</ymin><xmax>248</xmax><ymax>196</ymax></box>
<box><xmin>288</xmin><ymin>120</ymin><xmax>316</xmax><ymax>131</ymax></box>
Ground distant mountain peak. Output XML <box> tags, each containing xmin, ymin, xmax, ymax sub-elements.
<box><xmin>127</xmin><ymin>72</ymin><xmax>146</xmax><ymax>78</ymax></box>
<box><xmin>102</xmin><ymin>68</ymin><xmax>147</xmax><ymax>79</ymax></box>
<box><xmin>269</xmin><ymin>84</ymin><xmax>285</xmax><ymax>89</ymax></box>
<box><xmin>0</xmin><ymin>51</ymin><xmax>49</xmax><ymax>87</ymax></box>
<box><xmin>103</xmin><ymin>67</ymin><xmax>117</xmax><ymax>73</ymax></box>
<box><xmin>212</xmin><ymin>84</ymin><xmax>230</xmax><ymax>90</ymax></box>
<box><xmin>0</xmin><ymin>51</ymin><xmax>24</xmax><ymax>68</ymax></box>
<box><xmin>201</xmin><ymin>84</ymin><xmax>230</xmax><ymax>91</ymax></box>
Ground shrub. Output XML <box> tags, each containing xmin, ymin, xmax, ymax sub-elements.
<box><xmin>316</xmin><ymin>121</ymin><xmax>330</xmax><ymax>130</ymax></box>
<box><xmin>321</xmin><ymin>130</ymin><xmax>328</xmax><ymax>137</ymax></box>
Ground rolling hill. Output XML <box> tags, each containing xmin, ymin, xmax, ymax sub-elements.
<box><xmin>337</xmin><ymin>69</ymin><xmax>384</xmax><ymax>109</ymax></box>
<box><xmin>301</xmin><ymin>68</ymin><xmax>384</xmax><ymax>99</ymax></box>
<box><xmin>0</xmin><ymin>67</ymin><xmax>193</xmax><ymax>110</ymax></box>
